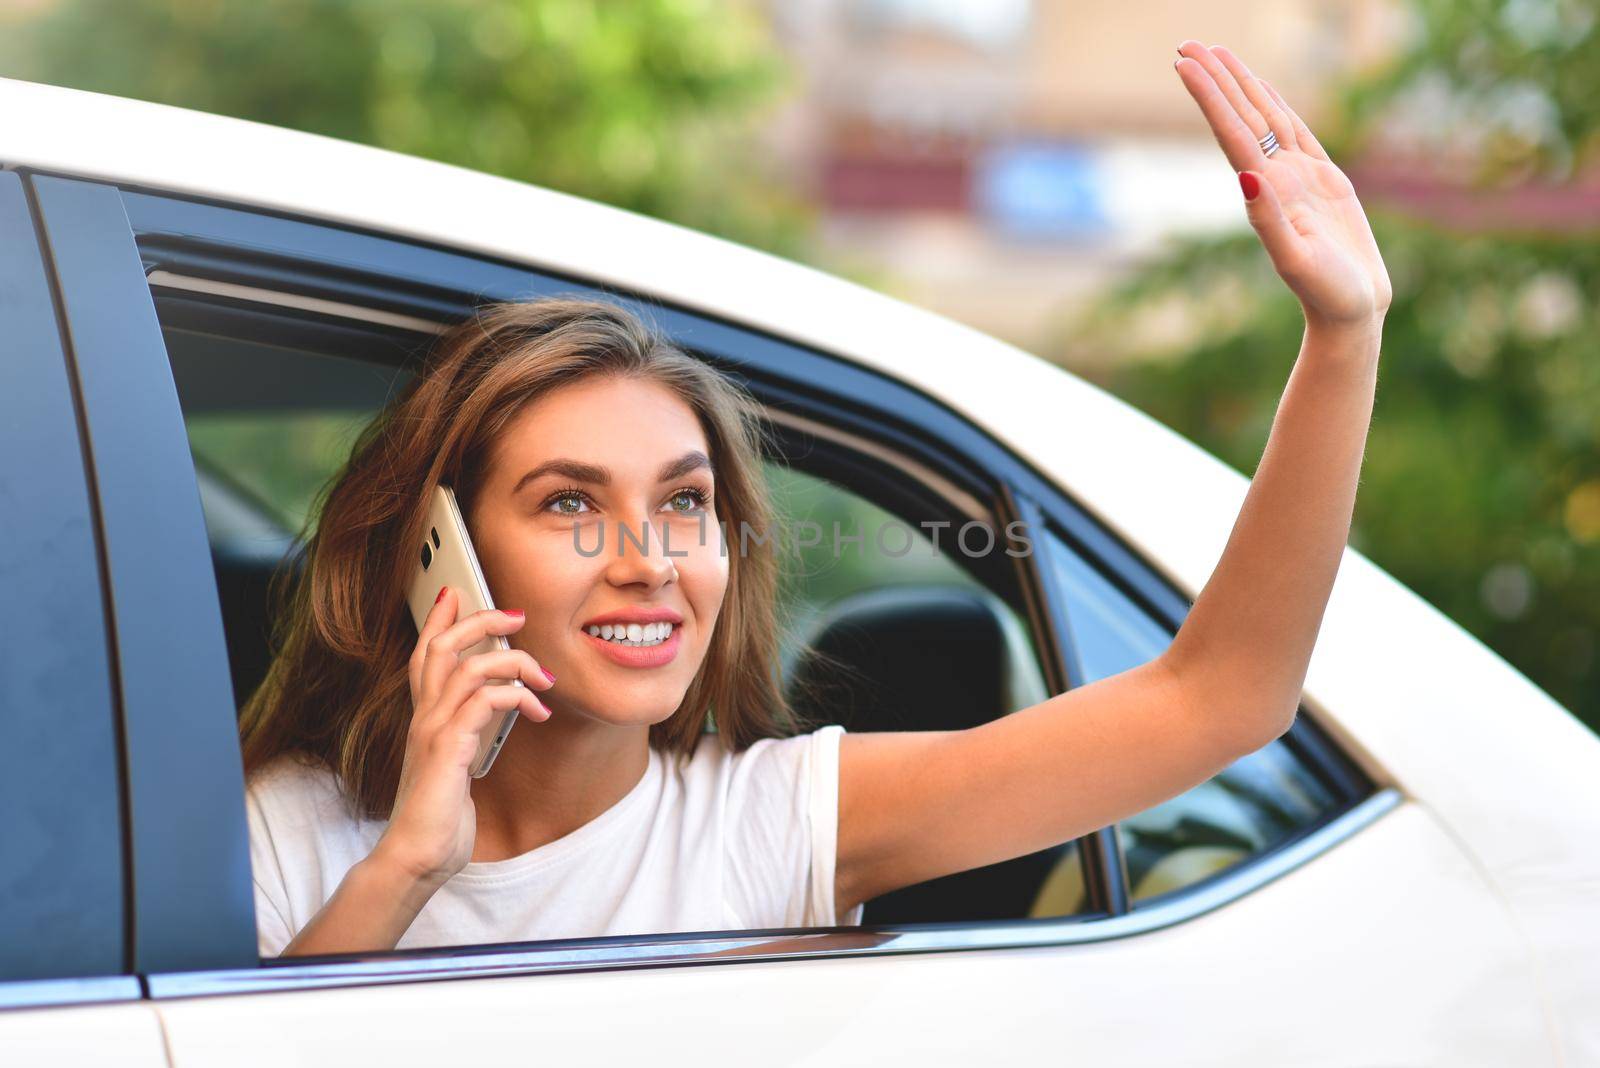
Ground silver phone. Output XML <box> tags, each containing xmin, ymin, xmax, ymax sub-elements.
<box><xmin>404</xmin><ymin>483</ymin><xmax>523</xmax><ymax>778</ymax></box>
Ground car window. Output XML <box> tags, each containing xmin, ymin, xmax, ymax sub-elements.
<box><xmin>160</xmin><ymin>311</ymin><xmax>1085</xmax><ymax>936</ymax></box>
<box><xmin>188</xmin><ymin>409</ymin><xmax>381</xmax><ymax>536</ymax></box>
<box><xmin>1041</xmin><ymin>528</ymin><xmax>1339</xmax><ymax>904</ymax></box>
<box><xmin>766</xmin><ymin>464</ymin><xmax>1050</xmax><ymax>715</ymax></box>
<box><xmin>765</xmin><ymin>465</ymin><xmax>1085</xmax><ymax>922</ymax></box>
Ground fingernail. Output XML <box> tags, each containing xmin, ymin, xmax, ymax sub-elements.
<box><xmin>542</xmin><ymin>666</ymin><xmax>556</xmax><ymax>683</ymax></box>
<box><xmin>503</xmin><ymin>608</ymin><xmax>525</xmax><ymax>619</ymax></box>
<box><xmin>435</xmin><ymin>586</ymin><xmax>448</xmax><ymax>604</ymax></box>
<box><xmin>1239</xmin><ymin>172</ymin><xmax>1260</xmax><ymax>201</ymax></box>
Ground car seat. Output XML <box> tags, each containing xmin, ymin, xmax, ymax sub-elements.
<box><xmin>783</xmin><ymin>583</ymin><xmax>1080</xmax><ymax>923</ymax></box>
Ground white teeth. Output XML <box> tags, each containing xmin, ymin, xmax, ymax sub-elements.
<box><xmin>585</xmin><ymin>621</ymin><xmax>676</xmax><ymax>647</ymax></box>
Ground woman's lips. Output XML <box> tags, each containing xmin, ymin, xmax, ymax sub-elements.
<box><xmin>581</xmin><ymin>625</ymin><xmax>682</xmax><ymax>668</ymax></box>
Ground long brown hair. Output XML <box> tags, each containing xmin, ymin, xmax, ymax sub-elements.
<box><xmin>239</xmin><ymin>295</ymin><xmax>807</xmax><ymax>820</ymax></box>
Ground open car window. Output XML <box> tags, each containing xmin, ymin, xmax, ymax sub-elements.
<box><xmin>160</xmin><ymin>304</ymin><xmax>1094</xmax><ymax>958</ymax></box>
<box><xmin>1040</xmin><ymin>528</ymin><xmax>1342</xmax><ymax>904</ymax></box>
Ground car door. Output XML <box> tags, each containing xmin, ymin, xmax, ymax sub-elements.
<box><xmin>34</xmin><ymin>174</ymin><xmax>1551</xmax><ymax>1066</ymax></box>
<box><xmin>0</xmin><ymin>172</ymin><xmax>167</xmax><ymax>1064</ymax></box>
<box><xmin>1019</xmin><ymin>522</ymin><xmax>1551</xmax><ymax>1064</ymax></box>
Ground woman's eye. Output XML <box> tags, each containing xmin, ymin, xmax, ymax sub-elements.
<box><xmin>544</xmin><ymin>490</ymin><xmax>591</xmax><ymax>516</ymax></box>
<box><xmin>541</xmin><ymin>487</ymin><xmax>708</xmax><ymax>516</ymax></box>
<box><xmin>666</xmin><ymin>487</ymin><xmax>711</xmax><ymax>513</ymax></box>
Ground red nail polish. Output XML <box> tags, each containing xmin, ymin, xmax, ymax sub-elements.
<box><xmin>1239</xmin><ymin>172</ymin><xmax>1260</xmax><ymax>201</ymax></box>
<box><xmin>435</xmin><ymin>586</ymin><xmax>448</xmax><ymax>604</ymax></box>
<box><xmin>542</xmin><ymin>667</ymin><xmax>556</xmax><ymax>683</ymax></box>
<box><xmin>503</xmin><ymin>608</ymin><xmax>524</xmax><ymax>618</ymax></box>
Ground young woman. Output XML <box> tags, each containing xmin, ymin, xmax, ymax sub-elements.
<box><xmin>243</xmin><ymin>41</ymin><xmax>1392</xmax><ymax>957</ymax></box>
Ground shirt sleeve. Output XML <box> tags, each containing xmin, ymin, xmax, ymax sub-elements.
<box><xmin>805</xmin><ymin>724</ymin><xmax>863</xmax><ymax>928</ymax></box>
<box><xmin>722</xmin><ymin>724</ymin><xmax>861</xmax><ymax>930</ymax></box>
<box><xmin>243</xmin><ymin>778</ymin><xmax>296</xmax><ymax>958</ymax></box>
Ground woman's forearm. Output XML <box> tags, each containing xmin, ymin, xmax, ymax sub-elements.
<box><xmin>277</xmin><ymin>849</ymin><xmax>443</xmax><ymax>957</ymax></box>
<box><xmin>1162</xmin><ymin>315</ymin><xmax>1383</xmax><ymax>746</ymax></box>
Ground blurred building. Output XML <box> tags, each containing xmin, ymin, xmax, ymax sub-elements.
<box><xmin>761</xmin><ymin>0</ymin><xmax>1408</xmax><ymax>354</ymax></box>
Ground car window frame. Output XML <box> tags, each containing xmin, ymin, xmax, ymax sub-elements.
<box><xmin>1030</xmin><ymin>516</ymin><xmax>1378</xmax><ymax>908</ymax></box>
<box><xmin>0</xmin><ymin>171</ymin><xmax>138</xmax><ymax>1011</ymax></box>
<box><xmin>31</xmin><ymin>174</ymin><xmax>1398</xmax><ymax>1000</ymax></box>
<box><xmin>26</xmin><ymin>172</ymin><xmax>260</xmax><ymax>981</ymax></box>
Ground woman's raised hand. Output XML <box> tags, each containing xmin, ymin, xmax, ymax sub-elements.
<box><xmin>1174</xmin><ymin>41</ymin><xmax>1393</xmax><ymax>332</ymax></box>
<box><xmin>371</xmin><ymin>586</ymin><xmax>555</xmax><ymax>889</ymax></box>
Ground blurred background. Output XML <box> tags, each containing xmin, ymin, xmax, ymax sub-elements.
<box><xmin>2</xmin><ymin>0</ymin><xmax>1595</xmax><ymax>734</ymax></box>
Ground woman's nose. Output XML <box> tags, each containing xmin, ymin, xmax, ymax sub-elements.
<box><xmin>604</xmin><ymin>516</ymin><xmax>679</xmax><ymax>588</ymax></box>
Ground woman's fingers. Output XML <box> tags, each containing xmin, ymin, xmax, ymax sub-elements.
<box><xmin>1260</xmin><ymin>78</ymin><xmax>1331</xmax><ymax>162</ymax></box>
<box><xmin>1209</xmin><ymin>45</ymin><xmax>1298</xmax><ymax>152</ymax></box>
<box><xmin>1239</xmin><ymin>171</ymin><xmax>1310</xmax><ymax>284</ymax></box>
<box><xmin>440</xmin><ymin>685</ymin><xmax>548</xmax><ymax>761</ymax></box>
<box><xmin>409</xmin><ymin>585</ymin><xmax>457</xmax><ymax>705</ymax></box>
<box><xmin>1176</xmin><ymin>41</ymin><xmax>1259</xmax><ymax>127</ymax></box>
<box><xmin>1177</xmin><ymin>41</ymin><xmax>1268</xmax><ymax>141</ymax></box>
<box><xmin>420</xmin><ymin>648</ymin><xmax>553</xmax><ymax>735</ymax></box>
<box><xmin>1174</xmin><ymin>56</ymin><xmax>1269</xmax><ymax>171</ymax></box>
<box><xmin>416</xmin><ymin>604</ymin><xmax>528</xmax><ymax>709</ymax></box>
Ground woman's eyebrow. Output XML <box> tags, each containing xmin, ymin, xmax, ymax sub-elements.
<box><xmin>512</xmin><ymin>450</ymin><xmax>713</xmax><ymax>496</ymax></box>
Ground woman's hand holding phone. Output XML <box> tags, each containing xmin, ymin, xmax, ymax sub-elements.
<box><xmin>372</xmin><ymin>586</ymin><xmax>555</xmax><ymax>889</ymax></box>
<box><xmin>278</xmin><ymin>588</ymin><xmax>553</xmax><ymax>957</ymax></box>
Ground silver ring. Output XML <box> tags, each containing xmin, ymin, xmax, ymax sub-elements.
<box><xmin>1258</xmin><ymin>130</ymin><xmax>1280</xmax><ymax>158</ymax></box>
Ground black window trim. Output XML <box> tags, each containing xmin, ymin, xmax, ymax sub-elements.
<box><xmin>27</xmin><ymin>173</ymin><xmax>260</xmax><ymax>988</ymax></box>
<box><xmin>19</xmin><ymin>169</ymin><xmax>1385</xmax><ymax>1002</ymax></box>
<box><xmin>0</xmin><ymin>172</ymin><xmax>133</xmax><ymax>1012</ymax></box>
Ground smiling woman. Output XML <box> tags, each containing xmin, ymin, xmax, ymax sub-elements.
<box><xmin>238</xmin><ymin>296</ymin><xmax>854</xmax><ymax>956</ymax></box>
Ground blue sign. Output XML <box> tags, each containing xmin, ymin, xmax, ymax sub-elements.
<box><xmin>975</xmin><ymin>142</ymin><xmax>1108</xmax><ymax>238</ymax></box>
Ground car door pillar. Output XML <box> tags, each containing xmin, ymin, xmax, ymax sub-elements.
<box><xmin>29</xmin><ymin>173</ymin><xmax>257</xmax><ymax>975</ymax></box>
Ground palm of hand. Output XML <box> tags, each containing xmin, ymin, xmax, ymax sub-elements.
<box><xmin>1175</xmin><ymin>41</ymin><xmax>1393</xmax><ymax>329</ymax></box>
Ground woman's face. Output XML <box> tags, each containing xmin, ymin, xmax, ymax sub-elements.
<box><xmin>465</xmin><ymin>375</ymin><xmax>728</xmax><ymax>731</ymax></box>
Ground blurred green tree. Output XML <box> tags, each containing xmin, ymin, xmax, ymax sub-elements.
<box><xmin>1057</xmin><ymin>1</ymin><xmax>1600</xmax><ymax>730</ymax></box>
<box><xmin>0</xmin><ymin>0</ymin><xmax>810</xmax><ymax>254</ymax></box>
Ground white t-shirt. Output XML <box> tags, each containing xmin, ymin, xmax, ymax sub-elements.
<box><xmin>245</xmin><ymin>724</ymin><xmax>863</xmax><ymax>957</ymax></box>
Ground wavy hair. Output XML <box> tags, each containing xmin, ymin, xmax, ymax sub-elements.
<box><xmin>238</xmin><ymin>295</ymin><xmax>808</xmax><ymax>820</ymax></box>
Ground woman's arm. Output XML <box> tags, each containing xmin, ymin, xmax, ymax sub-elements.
<box><xmin>835</xmin><ymin>42</ymin><xmax>1393</xmax><ymax>913</ymax></box>
<box><xmin>278</xmin><ymin>848</ymin><xmax>446</xmax><ymax>957</ymax></box>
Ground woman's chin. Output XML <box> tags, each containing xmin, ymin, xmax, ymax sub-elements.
<box><xmin>552</xmin><ymin>694</ymin><xmax>688</xmax><ymax>732</ymax></box>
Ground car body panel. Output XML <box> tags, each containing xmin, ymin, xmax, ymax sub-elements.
<box><xmin>151</xmin><ymin>802</ymin><xmax>1548</xmax><ymax>1067</ymax></box>
<box><xmin>0</xmin><ymin>1003</ymin><xmax>167</xmax><ymax>1067</ymax></box>
<box><xmin>2</xmin><ymin>76</ymin><xmax>1596</xmax><ymax>1059</ymax></box>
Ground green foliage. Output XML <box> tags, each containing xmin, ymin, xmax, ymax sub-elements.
<box><xmin>0</xmin><ymin>0</ymin><xmax>811</xmax><ymax>254</ymax></box>
<box><xmin>1058</xmin><ymin>207</ymin><xmax>1600</xmax><ymax>729</ymax></box>
<box><xmin>1054</xmin><ymin>1</ymin><xmax>1600</xmax><ymax>731</ymax></box>
<box><xmin>1337</xmin><ymin>0</ymin><xmax>1600</xmax><ymax>181</ymax></box>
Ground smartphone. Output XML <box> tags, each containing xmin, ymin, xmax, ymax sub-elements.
<box><xmin>404</xmin><ymin>483</ymin><xmax>524</xmax><ymax>778</ymax></box>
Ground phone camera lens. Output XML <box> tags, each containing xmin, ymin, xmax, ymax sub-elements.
<box><xmin>431</xmin><ymin>526</ymin><xmax>440</xmax><ymax>549</ymax></box>
<box><xmin>421</xmin><ymin>543</ymin><xmax>433</xmax><ymax>569</ymax></box>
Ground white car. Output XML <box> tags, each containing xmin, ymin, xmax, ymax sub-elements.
<box><xmin>2</xmin><ymin>75</ymin><xmax>1596</xmax><ymax>1067</ymax></box>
